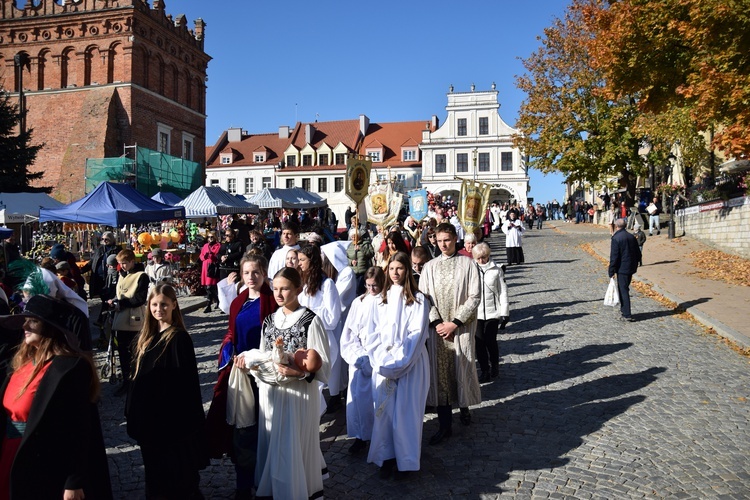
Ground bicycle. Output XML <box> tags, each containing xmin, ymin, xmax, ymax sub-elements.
<box><xmin>98</xmin><ymin>310</ymin><xmax>120</xmax><ymax>385</ymax></box>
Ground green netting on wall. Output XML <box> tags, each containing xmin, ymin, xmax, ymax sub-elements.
<box><xmin>85</xmin><ymin>146</ymin><xmax>202</xmax><ymax>198</ymax></box>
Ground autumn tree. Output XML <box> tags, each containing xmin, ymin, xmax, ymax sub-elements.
<box><xmin>586</xmin><ymin>0</ymin><xmax>750</xmax><ymax>157</ymax></box>
<box><xmin>0</xmin><ymin>91</ymin><xmax>46</xmax><ymax>193</ymax></box>
<box><xmin>515</xmin><ymin>0</ymin><xmax>645</xmax><ymax>205</ymax></box>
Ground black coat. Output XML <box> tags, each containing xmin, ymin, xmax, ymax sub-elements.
<box><xmin>609</xmin><ymin>229</ymin><xmax>641</xmax><ymax>277</ymax></box>
<box><xmin>85</xmin><ymin>244</ymin><xmax>120</xmax><ymax>297</ymax></box>
<box><xmin>0</xmin><ymin>356</ymin><xmax>112</xmax><ymax>499</ymax></box>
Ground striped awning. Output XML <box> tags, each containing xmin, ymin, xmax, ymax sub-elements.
<box><xmin>246</xmin><ymin>188</ymin><xmax>327</xmax><ymax>210</ymax></box>
<box><xmin>179</xmin><ymin>186</ymin><xmax>258</xmax><ymax>218</ymax></box>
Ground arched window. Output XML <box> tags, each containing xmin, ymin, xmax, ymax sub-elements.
<box><xmin>83</xmin><ymin>47</ymin><xmax>95</xmax><ymax>86</ymax></box>
<box><xmin>60</xmin><ymin>47</ymin><xmax>77</xmax><ymax>88</ymax></box>
<box><xmin>37</xmin><ymin>49</ymin><xmax>49</xmax><ymax>90</ymax></box>
<box><xmin>184</xmin><ymin>70</ymin><xmax>192</xmax><ymax>108</ymax></box>
<box><xmin>140</xmin><ymin>48</ymin><xmax>149</xmax><ymax>87</ymax></box>
<box><xmin>107</xmin><ymin>42</ymin><xmax>124</xmax><ymax>83</ymax></box>
<box><xmin>172</xmin><ymin>65</ymin><xmax>179</xmax><ymax>103</ymax></box>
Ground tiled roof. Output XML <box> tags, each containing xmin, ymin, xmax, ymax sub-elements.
<box><xmin>289</xmin><ymin>120</ymin><xmax>362</xmax><ymax>150</ymax></box>
<box><xmin>207</xmin><ymin>132</ymin><xmax>288</xmax><ymax>168</ymax></box>
<box><xmin>360</xmin><ymin>121</ymin><xmax>425</xmax><ymax>166</ymax></box>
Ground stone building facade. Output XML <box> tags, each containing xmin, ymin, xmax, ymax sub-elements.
<box><xmin>0</xmin><ymin>0</ymin><xmax>210</xmax><ymax>201</ymax></box>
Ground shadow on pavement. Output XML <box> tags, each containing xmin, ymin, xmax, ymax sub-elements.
<box><xmin>631</xmin><ymin>297</ymin><xmax>710</xmax><ymax>322</ymax></box>
<box><xmin>498</xmin><ymin>334</ymin><xmax>563</xmax><ymax>357</ymax></box>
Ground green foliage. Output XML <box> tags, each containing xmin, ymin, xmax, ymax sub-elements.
<box><xmin>0</xmin><ymin>91</ymin><xmax>46</xmax><ymax>193</ymax></box>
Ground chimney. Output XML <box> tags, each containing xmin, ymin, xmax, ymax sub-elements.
<box><xmin>279</xmin><ymin>126</ymin><xmax>290</xmax><ymax>139</ymax></box>
<box><xmin>227</xmin><ymin>127</ymin><xmax>242</xmax><ymax>142</ymax></box>
<box><xmin>305</xmin><ymin>124</ymin><xmax>314</xmax><ymax>145</ymax></box>
<box><xmin>359</xmin><ymin>114</ymin><xmax>370</xmax><ymax>136</ymax></box>
<box><xmin>431</xmin><ymin>115</ymin><xmax>439</xmax><ymax>131</ymax></box>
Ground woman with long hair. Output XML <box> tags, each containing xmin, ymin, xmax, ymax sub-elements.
<box><xmin>126</xmin><ymin>283</ymin><xmax>207</xmax><ymax>499</ymax></box>
<box><xmin>206</xmin><ymin>254</ymin><xmax>277</xmax><ymax>500</ymax></box>
<box><xmin>0</xmin><ymin>295</ymin><xmax>112</xmax><ymax>499</ymax></box>
<box><xmin>366</xmin><ymin>251</ymin><xmax>430</xmax><ymax>479</ymax></box>
<box><xmin>297</xmin><ymin>244</ymin><xmax>342</xmax><ymax>412</ymax></box>
<box><xmin>377</xmin><ymin>231</ymin><xmax>409</xmax><ymax>270</ymax></box>
<box><xmin>239</xmin><ymin>267</ymin><xmax>330</xmax><ymax>498</ymax></box>
<box><xmin>340</xmin><ymin>266</ymin><xmax>385</xmax><ymax>455</ymax></box>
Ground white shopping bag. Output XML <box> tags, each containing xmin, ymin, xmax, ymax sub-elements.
<box><xmin>226</xmin><ymin>363</ymin><xmax>256</xmax><ymax>428</ymax></box>
<box><xmin>603</xmin><ymin>277</ymin><xmax>620</xmax><ymax>307</ymax></box>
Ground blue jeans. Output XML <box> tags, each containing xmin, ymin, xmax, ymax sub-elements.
<box><xmin>649</xmin><ymin>215</ymin><xmax>660</xmax><ymax>235</ymax></box>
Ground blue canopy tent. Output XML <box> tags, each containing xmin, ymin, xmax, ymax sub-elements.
<box><xmin>39</xmin><ymin>182</ymin><xmax>185</xmax><ymax>225</ymax></box>
<box><xmin>151</xmin><ymin>191</ymin><xmax>183</xmax><ymax>206</ymax></box>
<box><xmin>179</xmin><ymin>186</ymin><xmax>258</xmax><ymax>218</ymax></box>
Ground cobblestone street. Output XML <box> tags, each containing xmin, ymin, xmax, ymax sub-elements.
<box><xmin>97</xmin><ymin>225</ymin><xmax>750</xmax><ymax>499</ymax></box>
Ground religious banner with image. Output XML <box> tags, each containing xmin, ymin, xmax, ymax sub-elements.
<box><xmin>458</xmin><ymin>178</ymin><xmax>492</xmax><ymax>235</ymax></box>
<box><xmin>345</xmin><ymin>155</ymin><xmax>372</xmax><ymax>205</ymax></box>
<box><xmin>407</xmin><ymin>188</ymin><xmax>429</xmax><ymax>221</ymax></box>
<box><xmin>362</xmin><ymin>181</ymin><xmax>403</xmax><ymax>228</ymax></box>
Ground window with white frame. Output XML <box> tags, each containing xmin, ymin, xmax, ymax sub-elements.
<box><xmin>334</xmin><ymin>153</ymin><xmax>346</xmax><ymax>165</ymax></box>
<box><xmin>262</xmin><ymin>177</ymin><xmax>272</xmax><ymax>189</ymax></box>
<box><xmin>457</xmin><ymin>118</ymin><xmax>467</xmax><ymax>136</ymax></box>
<box><xmin>302</xmin><ymin>154</ymin><xmax>313</xmax><ymax>166</ymax></box>
<box><xmin>367</xmin><ymin>150</ymin><xmax>381</xmax><ymax>163</ymax></box>
<box><xmin>227</xmin><ymin>178</ymin><xmax>237</xmax><ymax>194</ymax></box>
<box><xmin>377</xmin><ymin>174</ymin><xmax>387</xmax><ymax>181</ymax></box>
<box><xmin>457</xmin><ymin>153</ymin><xmax>468</xmax><ymax>172</ymax></box>
<box><xmin>479</xmin><ymin>117</ymin><xmax>489</xmax><ymax>135</ymax></box>
<box><xmin>254</xmin><ymin>153</ymin><xmax>265</xmax><ymax>163</ymax></box>
<box><xmin>334</xmin><ymin>177</ymin><xmax>344</xmax><ymax>192</ymax></box>
<box><xmin>318</xmin><ymin>178</ymin><xmax>327</xmax><ymax>192</ymax></box>
<box><xmin>286</xmin><ymin>155</ymin><xmax>296</xmax><ymax>167</ymax></box>
<box><xmin>302</xmin><ymin>178</ymin><xmax>311</xmax><ymax>191</ymax></box>
<box><xmin>182</xmin><ymin>132</ymin><xmax>195</xmax><ymax>161</ymax></box>
<box><xmin>157</xmin><ymin>122</ymin><xmax>173</xmax><ymax>154</ymax></box>
<box><xmin>435</xmin><ymin>154</ymin><xmax>446</xmax><ymax>173</ymax></box>
<box><xmin>286</xmin><ymin>179</ymin><xmax>295</xmax><ymax>189</ymax></box>
<box><xmin>209</xmin><ymin>179</ymin><xmax>219</xmax><ymax>187</ymax></box>
<box><xmin>318</xmin><ymin>153</ymin><xmax>329</xmax><ymax>166</ymax></box>
<box><xmin>244</xmin><ymin>178</ymin><xmax>254</xmax><ymax>194</ymax></box>
<box><xmin>501</xmin><ymin>152</ymin><xmax>513</xmax><ymax>171</ymax></box>
<box><xmin>403</xmin><ymin>149</ymin><xmax>417</xmax><ymax>161</ymax></box>
<box><xmin>478</xmin><ymin>152</ymin><xmax>490</xmax><ymax>172</ymax></box>
<box><xmin>220</xmin><ymin>155</ymin><xmax>232</xmax><ymax>165</ymax></box>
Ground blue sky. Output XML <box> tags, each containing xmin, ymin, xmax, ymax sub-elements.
<box><xmin>176</xmin><ymin>0</ymin><xmax>570</xmax><ymax>204</ymax></box>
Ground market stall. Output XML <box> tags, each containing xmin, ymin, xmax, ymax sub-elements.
<box><xmin>246</xmin><ymin>187</ymin><xmax>327</xmax><ymax>210</ymax></box>
<box><xmin>151</xmin><ymin>191</ymin><xmax>183</xmax><ymax>206</ymax></box>
<box><xmin>0</xmin><ymin>192</ymin><xmax>64</xmax><ymax>224</ymax></box>
<box><xmin>179</xmin><ymin>186</ymin><xmax>258</xmax><ymax>218</ymax></box>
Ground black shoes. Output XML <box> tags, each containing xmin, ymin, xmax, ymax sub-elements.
<box><xmin>491</xmin><ymin>365</ymin><xmax>499</xmax><ymax>378</ymax></box>
<box><xmin>349</xmin><ymin>438</ymin><xmax>368</xmax><ymax>454</ymax></box>
<box><xmin>460</xmin><ymin>408</ymin><xmax>471</xmax><ymax>426</ymax></box>
<box><xmin>379</xmin><ymin>458</ymin><xmax>397</xmax><ymax>479</ymax></box>
<box><xmin>326</xmin><ymin>394</ymin><xmax>343</xmax><ymax>414</ymax></box>
<box><xmin>203</xmin><ymin>304</ymin><xmax>211</xmax><ymax>314</ymax></box>
<box><xmin>478</xmin><ymin>372</ymin><xmax>491</xmax><ymax>383</ymax></box>
<box><xmin>428</xmin><ymin>427</ymin><xmax>452</xmax><ymax>445</ymax></box>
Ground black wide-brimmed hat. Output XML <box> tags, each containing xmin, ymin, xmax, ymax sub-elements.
<box><xmin>0</xmin><ymin>294</ymin><xmax>80</xmax><ymax>349</ymax></box>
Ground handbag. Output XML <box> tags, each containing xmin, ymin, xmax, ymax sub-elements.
<box><xmin>112</xmin><ymin>305</ymin><xmax>146</xmax><ymax>331</ymax></box>
<box><xmin>603</xmin><ymin>277</ymin><xmax>620</xmax><ymax>307</ymax></box>
<box><xmin>207</xmin><ymin>262</ymin><xmax>220</xmax><ymax>279</ymax></box>
<box><xmin>226</xmin><ymin>363</ymin><xmax>256</xmax><ymax>428</ymax></box>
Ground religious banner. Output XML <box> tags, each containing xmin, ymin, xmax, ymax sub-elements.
<box><xmin>345</xmin><ymin>155</ymin><xmax>372</xmax><ymax>205</ymax></box>
<box><xmin>407</xmin><ymin>189</ymin><xmax>429</xmax><ymax>221</ymax></box>
<box><xmin>362</xmin><ymin>181</ymin><xmax>403</xmax><ymax>228</ymax></box>
<box><xmin>458</xmin><ymin>178</ymin><xmax>492</xmax><ymax>235</ymax></box>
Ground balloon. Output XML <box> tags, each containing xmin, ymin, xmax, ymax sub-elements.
<box><xmin>170</xmin><ymin>230</ymin><xmax>180</xmax><ymax>243</ymax></box>
<box><xmin>150</xmin><ymin>231</ymin><xmax>162</xmax><ymax>244</ymax></box>
<box><xmin>137</xmin><ymin>232</ymin><xmax>152</xmax><ymax>246</ymax></box>
<box><xmin>162</xmin><ymin>232</ymin><xmax>171</xmax><ymax>243</ymax></box>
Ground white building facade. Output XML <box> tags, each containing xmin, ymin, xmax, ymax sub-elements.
<box><xmin>420</xmin><ymin>85</ymin><xmax>529</xmax><ymax>206</ymax></box>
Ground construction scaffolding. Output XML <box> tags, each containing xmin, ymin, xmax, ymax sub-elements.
<box><xmin>84</xmin><ymin>146</ymin><xmax>202</xmax><ymax>199</ymax></box>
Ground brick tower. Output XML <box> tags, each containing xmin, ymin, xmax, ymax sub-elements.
<box><xmin>0</xmin><ymin>0</ymin><xmax>210</xmax><ymax>201</ymax></box>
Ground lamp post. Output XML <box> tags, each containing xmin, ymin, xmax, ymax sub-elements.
<box><xmin>472</xmin><ymin>148</ymin><xmax>478</xmax><ymax>182</ymax></box>
<box><xmin>667</xmin><ymin>153</ymin><xmax>677</xmax><ymax>239</ymax></box>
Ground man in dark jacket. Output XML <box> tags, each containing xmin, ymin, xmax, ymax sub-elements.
<box><xmin>609</xmin><ymin>218</ymin><xmax>642</xmax><ymax>322</ymax></box>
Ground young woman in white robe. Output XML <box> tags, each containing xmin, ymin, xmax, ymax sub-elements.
<box><xmin>236</xmin><ymin>266</ymin><xmax>331</xmax><ymax>499</ymax></box>
<box><xmin>297</xmin><ymin>244</ymin><xmax>341</xmax><ymax>413</ymax></box>
<box><xmin>321</xmin><ymin>241</ymin><xmax>358</xmax><ymax>410</ymax></box>
<box><xmin>340</xmin><ymin>267</ymin><xmax>385</xmax><ymax>454</ymax></box>
<box><xmin>366</xmin><ymin>251</ymin><xmax>430</xmax><ymax>479</ymax></box>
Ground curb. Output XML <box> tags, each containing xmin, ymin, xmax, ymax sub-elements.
<box><xmin>635</xmin><ymin>275</ymin><xmax>750</xmax><ymax>351</ymax></box>
<box><xmin>179</xmin><ymin>297</ymin><xmax>209</xmax><ymax>314</ymax></box>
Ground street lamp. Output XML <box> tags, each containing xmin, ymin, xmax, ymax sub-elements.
<box><xmin>667</xmin><ymin>153</ymin><xmax>677</xmax><ymax>239</ymax></box>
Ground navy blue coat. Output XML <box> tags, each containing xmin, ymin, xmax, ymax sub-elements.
<box><xmin>609</xmin><ymin>229</ymin><xmax>641</xmax><ymax>277</ymax></box>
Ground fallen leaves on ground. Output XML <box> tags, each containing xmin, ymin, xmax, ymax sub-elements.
<box><xmin>688</xmin><ymin>250</ymin><xmax>750</xmax><ymax>287</ymax></box>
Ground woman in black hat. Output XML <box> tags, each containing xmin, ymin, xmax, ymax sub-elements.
<box><xmin>0</xmin><ymin>294</ymin><xmax>112</xmax><ymax>499</ymax></box>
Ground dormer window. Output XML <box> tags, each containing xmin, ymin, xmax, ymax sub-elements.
<box><xmin>254</xmin><ymin>153</ymin><xmax>266</xmax><ymax>163</ymax></box>
<box><xmin>368</xmin><ymin>150</ymin><xmax>381</xmax><ymax>163</ymax></box>
<box><xmin>220</xmin><ymin>154</ymin><xmax>232</xmax><ymax>165</ymax></box>
<box><xmin>286</xmin><ymin>155</ymin><xmax>297</xmax><ymax>167</ymax></box>
<box><xmin>403</xmin><ymin>149</ymin><xmax>417</xmax><ymax>161</ymax></box>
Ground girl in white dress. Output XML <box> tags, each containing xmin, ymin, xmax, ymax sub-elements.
<box><xmin>297</xmin><ymin>244</ymin><xmax>342</xmax><ymax>412</ymax></box>
<box><xmin>340</xmin><ymin>266</ymin><xmax>385</xmax><ymax>455</ymax></box>
<box><xmin>367</xmin><ymin>251</ymin><xmax>430</xmax><ymax>480</ymax></box>
<box><xmin>236</xmin><ymin>267</ymin><xmax>331</xmax><ymax>499</ymax></box>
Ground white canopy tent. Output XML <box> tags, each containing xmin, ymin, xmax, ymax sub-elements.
<box><xmin>179</xmin><ymin>186</ymin><xmax>259</xmax><ymax>218</ymax></box>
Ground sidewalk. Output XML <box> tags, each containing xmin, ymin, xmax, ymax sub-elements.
<box><xmin>547</xmin><ymin>220</ymin><xmax>750</xmax><ymax>350</ymax></box>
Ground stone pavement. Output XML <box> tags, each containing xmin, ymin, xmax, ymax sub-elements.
<box><xmin>94</xmin><ymin>226</ymin><xmax>750</xmax><ymax>498</ymax></box>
